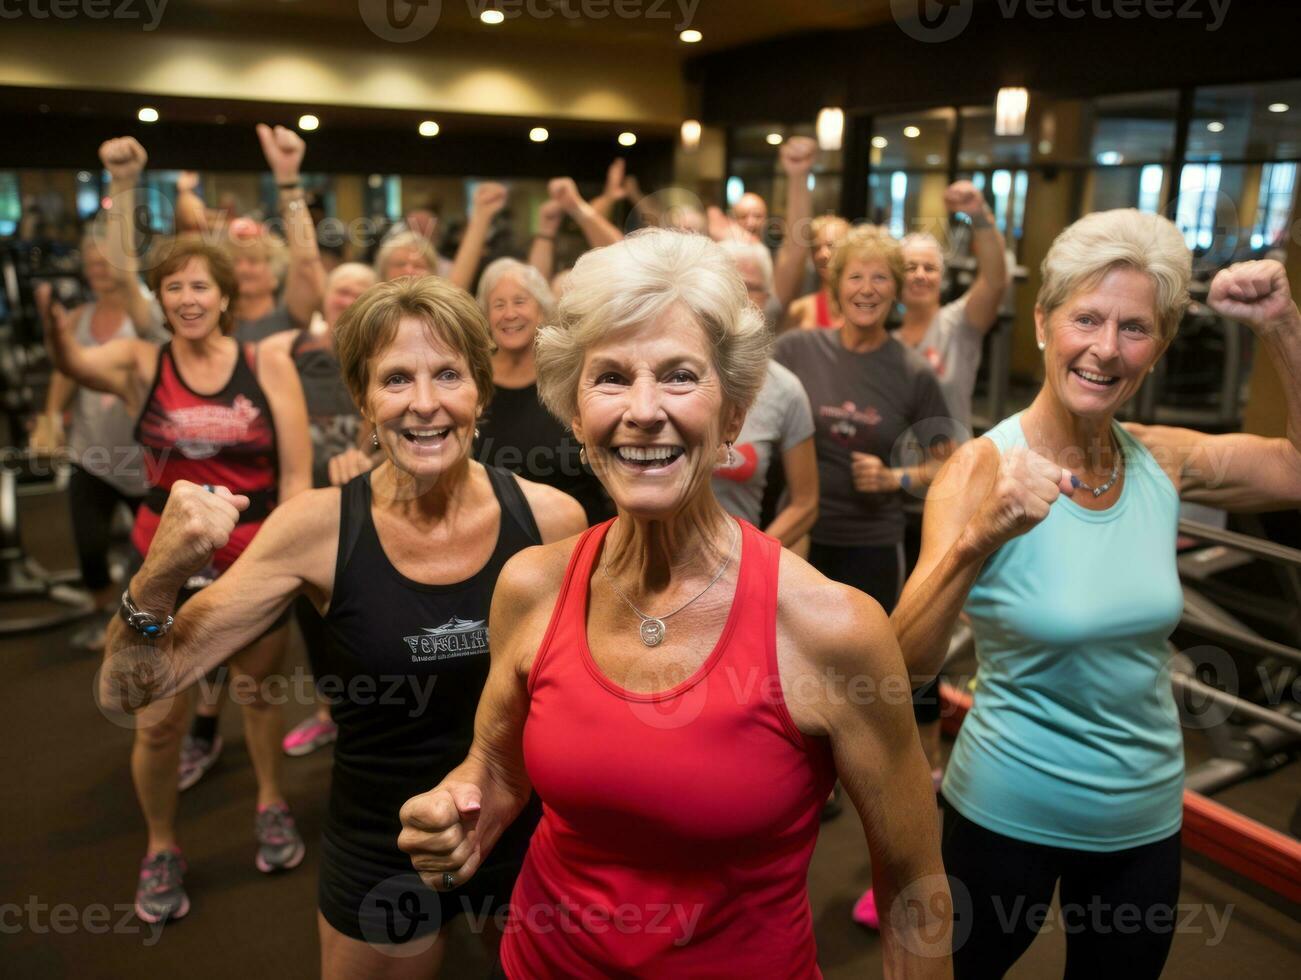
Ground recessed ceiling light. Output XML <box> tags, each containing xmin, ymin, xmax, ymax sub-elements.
<box><xmin>903</xmin><ymin>126</ymin><xmax>921</xmax><ymax>138</ymax></box>
<box><xmin>765</xmin><ymin>133</ymin><xmax>783</xmax><ymax>146</ymax></box>
<box><xmin>1206</xmin><ymin>120</ymin><xmax>1225</xmax><ymax>133</ymax></box>
<box><xmin>679</xmin><ymin>29</ymin><xmax>702</xmax><ymax>43</ymax></box>
<box><xmin>137</xmin><ymin>107</ymin><xmax>159</xmax><ymax>123</ymax></box>
<box><xmin>530</xmin><ymin>127</ymin><xmax>549</xmax><ymax>142</ymax></box>
<box><xmin>1268</xmin><ymin>102</ymin><xmax>1289</xmax><ymax>113</ymax></box>
<box><xmin>871</xmin><ymin>136</ymin><xmax>888</xmax><ymax>148</ymax></box>
<box><xmin>481</xmin><ymin>9</ymin><xmax>504</xmax><ymax>24</ymax></box>
<box><xmin>618</xmin><ymin>131</ymin><xmax>637</xmax><ymax>147</ymax></box>
<box><xmin>418</xmin><ymin>120</ymin><xmax>440</xmax><ymax>137</ymax></box>
<box><xmin>298</xmin><ymin>114</ymin><xmax>320</xmax><ymax>131</ymax></box>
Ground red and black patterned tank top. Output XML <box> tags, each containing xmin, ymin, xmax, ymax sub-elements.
<box><xmin>131</xmin><ymin>341</ymin><xmax>278</xmax><ymax>570</ymax></box>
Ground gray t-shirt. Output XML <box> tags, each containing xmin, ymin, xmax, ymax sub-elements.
<box><xmin>236</xmin><ymin>304</ymin><xmax>295</xmax><ymax>343</ymax></box>
<box><xmin>893</xmin><ymin>296</ymin><xmax>983</xmax><ymax>437</ymax></box>
<box><xmin>775</xmin><ymin>329</ymin><xmax>949</xmax><ymax>548</ymax></box>
<box><xmin>712</xmin><ymin>360</ymin><xmax>814</xmax><ymax>526</ymax></box>
<box><xmin>68</xmin><ymin>297</ymin><xmax>164</xmax><ymax>497</ymax></box>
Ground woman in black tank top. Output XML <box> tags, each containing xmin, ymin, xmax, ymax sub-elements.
<box><xmin>99</xmin><ymin>277</ymin><xmax>589</xmax><ymax>977</ymax></box>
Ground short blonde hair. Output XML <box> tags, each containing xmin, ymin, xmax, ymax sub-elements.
<box><xmin>828</xmin><ymin>225</ymin><xmax>905</xmax><ymax>313</ymax></box>
<box><xmin>334</xmin><ymin>276</ymin><xmax>495</xmax><ymax>413</ymax></box>
<box><xmin>535</xmin><ymin>229</ymin><xmax>770</xmax><ymax>424</ymax></box>
<box><xmin>327</xmin><ymin>261</ymin><xmax>378</xmax><ymax>293</ymax></box>
<box><xmin>224</xmin><ymin>231</ymin><xmax>288</xmax><ymax>287</ymax></box>
<box><xmin>1037</xmin><ymin>209</ymin><xmax>1190</xmax><ymax>345</ymax></box>
<box><xmin>476</xmin><ymin>258</ymin><xmax>555</xmax><ymax>319</ymax></box>
<box><xmin>374</xmin><ymin>231</ymin><xmax>439</xmax><ymax>282</ymax></box>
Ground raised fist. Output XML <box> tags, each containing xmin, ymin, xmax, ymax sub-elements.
<box><xmin>944</xmin><ymin>181</ymin><xmax>986</xmax><ymax>218</ymax></box>
<box><xmin>780</xmin><ymin>136</ymin><xmax>818</xmax><ymax>178</ymax></box>
<box><xmin>851</xmin><ymin>452</ymin><xmax>899</xmax><ymax>494</ymax></box>
<box><xmin>99</xmin><ymin>137</ymin><xmax>147</xmax><ymax>184</ymax></box>
<box><xmin>327</xmin><ymin>447</ymin><xmax>376</xmax><ymax>487</ymax></box>
<box><xmin>398</xmin><ymin>780</ymin><xmax>484</xmax><ymax>891</ymax></box>
<box><xmin>148</xmin><ymin>480</ymin><xmax>249</xmax><ymax>581</ymax></box>
<box><xmin>966</xmin><ymin>447</ymin><xmax>1073</xmax><ymax>555</ymax></box>
<box><xmin>256</xmin><ymin>123</ymin><xmax>306</xmax><ymax>185</ymax></box>
<box><xmin>176</xmin><ymin>171</ymin><xmax>201</xmax><ymax>195</ymax></box>
<box><xmin>537</xmin><ymin>198</ymin><xmax>564</xmax><ymax>237</ymax></box>
<box><xmin>1208</xmin><ymin>259</ymin><xmax>1298</xmax><ymax>335</ymax></box>
<box><xmin>472</xmin><ymin>182</ymin><xmax>509</xmax><ymax>221</ymax></box>
<box><xmin>547</xmin><ymin>177</ymin><xmax>583</xmax><ymax>213</ymax></box>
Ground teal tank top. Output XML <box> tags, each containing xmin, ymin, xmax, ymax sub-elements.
<box><xmin>942</xmin><ymin>413</ymin><xmax>1185</xmax><ymax>851</ymax></box>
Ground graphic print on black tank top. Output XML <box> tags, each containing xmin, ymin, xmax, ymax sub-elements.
<box><xmin>319</xmin><ymin>466</ymin><xmax>542</xmax><ymax>871</ymax></box>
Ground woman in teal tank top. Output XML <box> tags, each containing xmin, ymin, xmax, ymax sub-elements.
<box><xmin>892</xmin><ymin>209</ymin><xmax>1301</xmax><ymax>978</ymax></box>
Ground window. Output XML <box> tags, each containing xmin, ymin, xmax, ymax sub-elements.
<box><xmin>0</xmin><ymin>172</ymin><xmax>21</xmax><ymax>237</ymax></box>
<box><xmin>1138</xmin><ymin>165</ymin><xmax>1164</xmax><ymax>214</ymax></box>
<box><xmin>1251</xmin><ymin>161</ymin><xmax>1297</xmax><ymax>250</ymax></box>
<box><xmin>1188</xmin><ymin>80</ymin><xmax>1301</xmax><ymax>162</ymax></box>
<box><xmin>1176</xmin><ymin>163</ymin><xmax>1222</xmax><ymax>251</ymax></box>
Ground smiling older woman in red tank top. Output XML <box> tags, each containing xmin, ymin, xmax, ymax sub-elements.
<box><xmin>397</xmin><ymin>228</ymin><xmax>952</xmax><ymax>979</ymax></box>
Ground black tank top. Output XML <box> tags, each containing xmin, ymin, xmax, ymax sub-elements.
<box><xmin>320</xmin><ymin>465</ymin><xmax>542</xmax><ymax>868</ymax></box>
<box><xmin>290</xmin><ymin>331</ymin><xmax>361</xmax><ymax>489</ymax></box>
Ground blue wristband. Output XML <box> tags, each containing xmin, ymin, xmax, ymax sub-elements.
<box><xmin>899</xmin><ymin>471</ymin><xmax>911</xmax><ymax>491</ymax></box>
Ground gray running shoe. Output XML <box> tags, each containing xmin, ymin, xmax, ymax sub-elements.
<box><xmin>177</xmin><ymin>735</ymin><xmax>222</xmax><ymax>791</ymax></box>
<box><xmin>255</xmin><ymin>803</ymin><xmax>306</xmax><ymax>873</ymax></box>
<box><xmin>135</xmin><ymin>849</ymin><xmax>190</xmax><ymax>923</ymax></box>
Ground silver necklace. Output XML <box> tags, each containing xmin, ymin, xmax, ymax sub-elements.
<box><xmin>600</xmin><ymin>522</ymin><xmax>739</xmax><ymax>647</ymax></box>
<box><xmin>1073</xmin><ymin>434</ymin><xmax>1124</xmax><ymax>498</ymax></box>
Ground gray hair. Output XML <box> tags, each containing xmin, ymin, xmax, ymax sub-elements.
<box><xmin>1038</xmin><ymin>209</ymin><xmax>1190</xmax><ymax>345</ymax></box>
<box><xmin>476</xmin><ymin>257</ymin><xmax>555</xmax><ymax>318</ymax></box>
<box><xmin>326</xmin><ymin>261</ymin><xmax>377</xmax><ymax>292</ymax></box>
<box><xmin>535</xmin><ymin>228</ymin><xmax>771</xmax><ymax>424</ymax></box>
<box><xmin>374</xmin><ymin>230</ymin><xmax>439</xmax><ymax>281</ymax></box>
<box><xmin>719</xmin><ymin>240</ymin><xmax>775</xmax><ymax>299</ymax></box>
<box><xmin>900</xmin><ymin>232</ymin><xmax>946</xmax><ymax>273</ymax></box>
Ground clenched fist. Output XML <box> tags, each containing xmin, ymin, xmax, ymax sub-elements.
<box><xmin>99</xmin><ymin>137</ymin><xmax>148</xmax><ymax>184</ymax></box>
<box><xmin>780</xmin><ymin>136</ymin><xmax>818</xmax><ymax>178</ymax></box>
<box><xmin>327</xmin><ymin>447</ymin><xmax>377</xmax><ymax>487</ymax></box>
<box><xmin>398</xmin><ymin>781</ymin><xmax>484</xmax><ymax>891</ymax></box>
<box><xmin>149</xmin><ymin>480</ymin><xmax>249</xmax><ymax>582</ymax></box>
<box><xmin>256</xmin><ymin>123</ymin><xmax>306</xmax><ymax>185</ymax></box>
<box><xmin>965</xmin><ymin>447</ymin><xmax>1073</xmax><ymax>556</ymax></box>
<box><xmin>1208</xmin><ymin>259</ymin><xmax>1298</xmax><ymax>336</ymax></box>
<box><xmin>472</xmin><ymin>182</ymin><xmax>509</xmax><ymax>221</ymax></box>
<box><xmin>547</xmin><ymin>177</ymin><xmax>583</xmax><ymax>213</ymax></box>
<box><xmin>944</xmin><ymin>181</ymin><xmax>987</xmax><ymax>219</ymax></box>
<box><xmin>851</xmin><ymin>452</ymin><xmax>900</xmax><ymax>494</ymax></box>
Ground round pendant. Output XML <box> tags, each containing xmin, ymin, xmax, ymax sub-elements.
<box><xmin>639</xmin><ymin>618</ymin><xmax>666</xmax><ymax>647</ymax></box>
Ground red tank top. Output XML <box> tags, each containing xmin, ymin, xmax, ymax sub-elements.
<box><xmin>814</xmin><ymin>288</ymin><xmax>836</xmax><ymax>328</ymax></box>
<box><xmin>500</xmin><ymin>518</ymin><xmax>836</xmax><ymax>979</ymax></box>
<box><xmin>131</xmin><ymin>342</ymin><xmax>278</xmax><ymax>570</ymax></box>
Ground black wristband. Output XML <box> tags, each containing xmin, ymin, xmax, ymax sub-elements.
<box><xmin>277</xmin><ymin>181</ymin><xmax>301</xmax><ymax>190</ymax></box>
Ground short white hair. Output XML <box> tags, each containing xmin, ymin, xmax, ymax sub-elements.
<box><xmin>900</xmin><ymin>232</ymin><xmax>945</xmax><ymax>272</ymax></box>
<box><xmin>374</xmin><ymin>230</ymin><xmax>438</xmax><ymax>281</ymax></box>
<box><xmin>535</xmin><ymin>229</ymin><xmax>770</xmax><ymax>424</ymax></box>
<box><xmin>1038</xmin><ymin>209</ymin><xmax>1190</xmax><ymax>344</ymax></box>
<box><xmin>326</xmin><ymin>261</ymin><xmax>377</xmax><ymax>292</ymax></box>
<box><xmin>476</xmin><ymin>257</ymin><xmax>555</xmax><ymax>318</ymax></box>
<box><xmin>719</xmin><ymin>240</ymin><xmax>775</xmax><ymax>298</ymax></box>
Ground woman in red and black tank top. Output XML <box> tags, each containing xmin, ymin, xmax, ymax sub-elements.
<box><xmin>397</xmin><ymin>230</ymin><xmax>952</xmax><ymax>976</ymax></box>
<box><xmin>51</xmin><ymin>234</ymin><xmax>312</xmax><ymax>924</ymax></box>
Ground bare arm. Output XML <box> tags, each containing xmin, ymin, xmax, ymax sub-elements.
<box><xmin>774</xmin><ymin>137</ymin><xmax>817</xmax><ymax>309</ymax></box>
<box><xmin>892</xmin><ymin>439</ymin><xmax>1074</xmax><ymax>681</ymax></box>
<box><xmin>399</xmin><ymin>542</ymin><xmax>574</xmax><ymax>889</ymax></box>
<box><xmin>32</xmin><ymin>368</ymin><xmax>77</xmax><ymax>453</ymax></box>
<box><xmin>765</xmin><ymin>436</ymin><xmax>818</xmax><ymax>546</ymax></box>
<box><xmin>96</xmin><ymin>137</ymin><xmax>156</xmax><ymax>330</ymax></box>
<box><xmin>173</xmin><ymin>171</ymin><xmax>209</xmax><ymax>235</ymax></box>
<box><xmin>44</xmin><ymin>301</ymin><xmax>148</xmax><ymax>406</ymax></box>
<box><xmin>449</xmin><ymin>183</ymin><xmax>508</xmax><ymax>291</ymax></box>
<box><xmin>586</xmin><ymin>157</ymin><xmax>627</xmax><ymax>221</ymax></box>
<box><xmin>780</xmin><ymin>558</ymin><xmax>952</xmax><ymax>976</ymax></box>
<box><xmin>945</xmin><ymin>181</ymin><xmax>1007</xmax><ymax>334</ymax></box>
<box><xmin>514</xmin><ymin>476</ymin><xmax>591</xmax><ymax>542</ymax></box>
<box><xmin>256</xmin><ymin>124</ymin><xmax>325</xmax><ymax>327</ymax></box>
<box><xmin>256</xmin><ymin>340</ymin><xmax>313</xmax><ymax>502</ymax></box>
<box><xmin>550</xmin><ymin>178</ymin><xmax>623</xmax><ymax>249</ymax></box>
<box><xmin>1127</xmin><ymin>259</ymin><xmax>1301</xmax><ymax>512</ymax></box>
<box><xmin>527</xmin><ymin>199</ymin><xmax>564</xmax><ymax>282</ymax></box>
<box><xmin>98</xmin><ymin>483</ymin><xmax>338</xmax><ymax>714</ymax></box>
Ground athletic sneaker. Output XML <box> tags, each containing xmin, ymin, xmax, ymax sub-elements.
<box><xmin>177</xmin><ymin>735</ymin><xmax>222</xmax><ymax>792</ymax></box>
<box><xmin>255</xmin><ymin>803</ymin><xmax>306</xmax><ymax>873</ymax></box>
<box><xmin>281</xmin><ymin>715</ymin><xmax>338</xmax><ymax>757</ymax></box>
<box><xmin>852</xmin><ymin>887</ymin><xmax>880</xmax><ymax>930</ymax></box>
<box><xmin>135</xmin><ymin>848</ymin><xmax>190</xmax><ymax>924</ymax></box>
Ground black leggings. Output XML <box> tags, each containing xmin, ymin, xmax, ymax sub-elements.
<box><xmin>941</xmin><ymin>804</ymin><xmax>1181</xmax><ymax>979</ymax></box>
<box><xmin>806</xmin><ymin>541</ymin><xmax>940</xmax><ymax>723</ymax></box>
<box><xmin>67</xmin><ymin>465</ymin><xmax>140</xmax><ymax>592</ymax></box>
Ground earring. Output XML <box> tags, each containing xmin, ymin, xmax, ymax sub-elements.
<box><xmin>726</xmin><ymin>442</ymin><xmax>736</xmax><ymax>467</ymax></box>
<box><xmin>474</xmin><ymin>426</ymin><xmax>481</xmax><ymax>440</ymax></box>
<box><xmin>579</xmin><ymin>445</ymin><xmax>588</xmax><ymax>466</ymax></box>
<box><xmin>371</xmin><ymin>431</ymin><xmax>379</xmax><ymax>448</ymax></box>
<box><xmin>1037</xmin><ymin>340</ymin><xmax>1046</xmax><ymax>351</ymax></box>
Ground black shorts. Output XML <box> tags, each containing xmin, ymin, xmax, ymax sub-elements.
<box><xmin>317</xmin><ymin>833</ymin><xmax>526</xmax><ymax>945</ymax></box>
